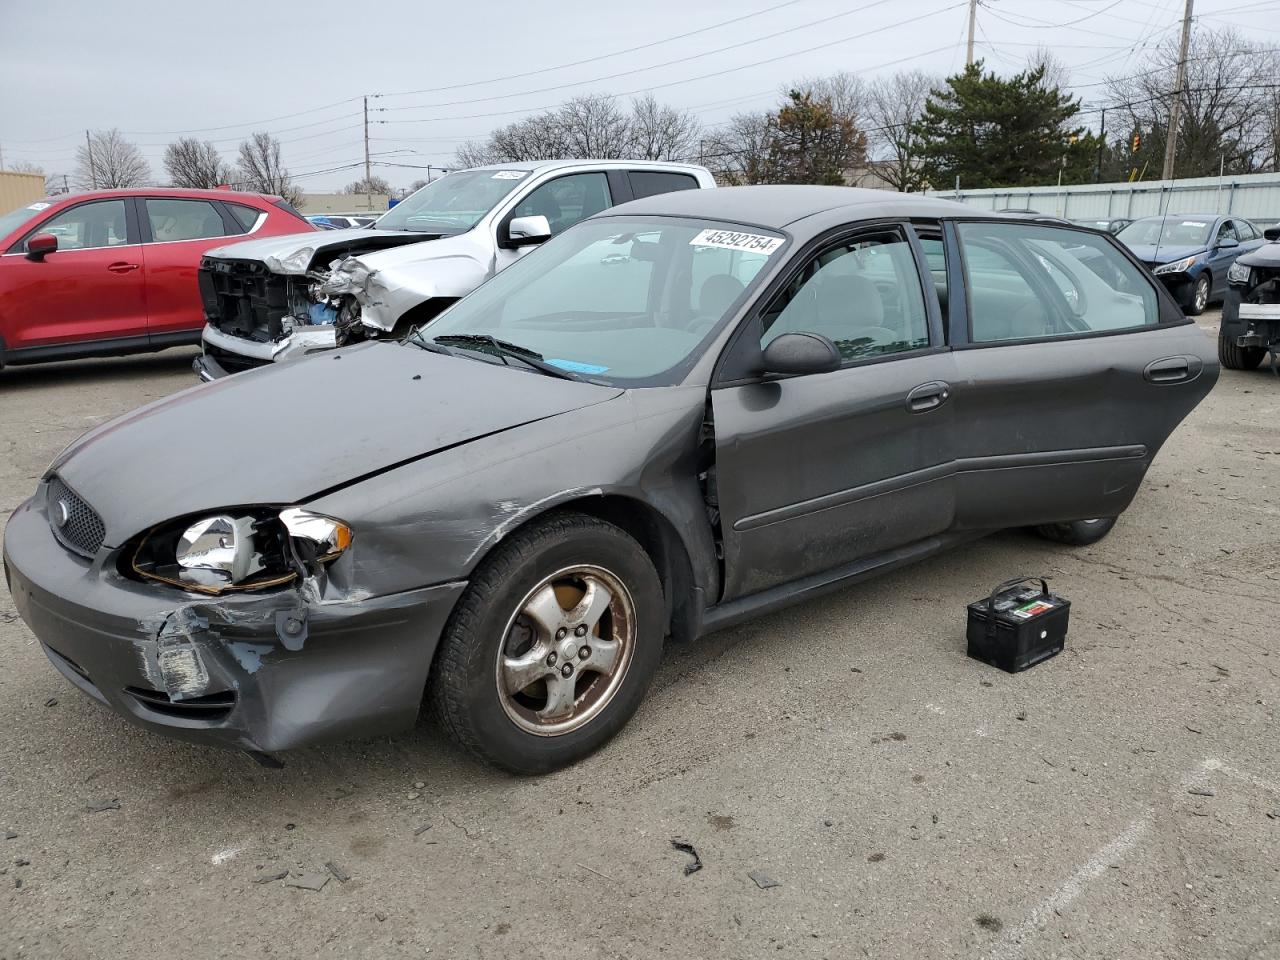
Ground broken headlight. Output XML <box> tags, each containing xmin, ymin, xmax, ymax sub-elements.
<box><xmin>265</xmin><ymin>247</ymin><xmax>315</xmax><ymax>275</ymax></box>
<box><xmin>1228</xmin><ymin>261</ymin><xmax>1253</xmax><ymax>284</ymax></box>
<box><xmin>131</xmin><ymin>508</ymin><xmax>352</xmax><ymax>595</ymax></box>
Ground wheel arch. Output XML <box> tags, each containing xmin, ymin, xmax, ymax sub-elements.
<box><xmin>472</xmin><ymin>492</ymin><xmax>706</xmax><ymax>644</ymax></box>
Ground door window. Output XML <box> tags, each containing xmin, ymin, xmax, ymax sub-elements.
<box><xmin>145</xmin><ymin>198</ymin><xmax>231</xmax><ymax>242</ymax></box>
<box><xmin>1217</xmin><ymin>220</ymin><xmax>1239</xmax><ymax>244</ymax></box>
<box><xmin>629</xmin><ymin>170</ymin><xmax>699</xmax><ymax>199</ymax></box>
<box><xmin>959</xmin><ymin>221</ymin><xmax>1158</xmax><ymax>342</ymax></box>
<box><xmin>511</xmin><ymin>173</ymin><xmax>611</xmax><ymax>237</ymax></box>
<box><xmin>760</xmin><ymin>229</ymin><xmax>930</xmax><ymax>361</ymax></box>
<box><xmin>33</xmin><ymin>199</ymin><xmax>130</xmax><ymax>250</ymax></box>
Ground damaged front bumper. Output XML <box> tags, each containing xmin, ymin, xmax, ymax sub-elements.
<box><xmin>2</xmin><ymin>493</ymin><xmax>465</xmax><ymax>753</ymax></box>
<box><xmin>196</xmin><ymin>323</ymin><xmax>339</xmax><ymax>381</ymax></box>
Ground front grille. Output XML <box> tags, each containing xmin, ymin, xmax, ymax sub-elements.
<box><xmin>46</xmin><ymin>476</ymin><xmax>106</xmax><ymax>559</ymax></box>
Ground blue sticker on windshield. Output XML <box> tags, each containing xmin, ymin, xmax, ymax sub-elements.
<box><xmin>547</xmin><ymin>358</ymin><xmax>609</xmax><ymax>374</ymax></box>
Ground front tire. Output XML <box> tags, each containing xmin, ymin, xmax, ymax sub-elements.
<box><xmin>1035</xmin><ymin>517</ymin><xmax>1117</xmax><ymax>546</ymax></box>
<box><xmin>1187</xmin><ymin>273</ymin><xmax>1211</xmax><ymax>316</ymax></box>
<box><xmin>429</xmin><ymin>511</ymin><xmax>665</xmax><ymax>774</ymax></box>
<box><xmin>1218</xmin><ymin>333</ymin><xmax>1265</xmax><ymax>370</ymax></box>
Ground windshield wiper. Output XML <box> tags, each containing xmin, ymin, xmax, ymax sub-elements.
<box><xmin>403</xmin><ymin>326</ymin><xmax>455</xmax><ymax>356</ymax></box>
<box><xmin>431</xmin><ymin>334</ymin><xmax>584</xmax><ymax>381</ymax></box>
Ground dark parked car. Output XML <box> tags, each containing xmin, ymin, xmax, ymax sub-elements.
<box><xmin>0</xmin><ymin>188</ymin><xmax>313</xmax><ymax>371</ymax></box>
<box><xmin>1116</xmin><ymin>214</ymin><xmax>1264</xmax><ymax>315</ymax></box>
<box><xmin>1074</xmin><ymin>218</ymin><xmax>1132</xmax><ymax>235</ymax></box>
<box><xmin>3</xmin><ymin>187</ymin><xmax>1217</xmax><ymax>773</ymax></box>
<box><xmin>1219</xmin><ymin>223</ymin><xmax>1280</xmax><ymax>369</ymax></box>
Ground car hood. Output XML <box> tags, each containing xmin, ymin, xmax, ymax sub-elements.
<box><xmin>52</xmin><ymin>343</ymin><xmax>623</xmax><ymax>546</ymax></box>
<box><xmin>204</xmin><ymin>226</ymin><xmax>441</xmax><ymax>265</ymax></box>
<box><xmin>1236</xmin><ymin>241</ymin><xmax>1280</xmax><ymax>269</ymax></box>
<box><xmin>1124</xmin><ymin>244</ymin><xmax>1205</xmax><ymax>265</ymax></box>
<box><xmin>347</xmin><ymin>229</ymin><xmax>489</xmax><ymax>272</ymax></box>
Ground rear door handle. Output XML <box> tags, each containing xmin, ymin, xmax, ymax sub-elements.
<box><xmin>107</xmin><ymin>261</ymin><xmax>139</xmax><ymax>273</ymax></box>
<box><xmin>1144</xmin><ymin>355</ymin><xmax>1202</xmax><ymax>383</ymax></box>
<box><xmin>906</xmin><ymin>380</ymin><xmax>951</xmax><ymax>413</ymax></box>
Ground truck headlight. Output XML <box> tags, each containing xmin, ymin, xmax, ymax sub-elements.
<box><xmin>1153</xmin><ymin>256</ymin><xmax>1198</xmax><ymax>276</ymax></box>
<box><xmin>1228</xmin><ymin>261</ymin><xmax>1252</xmax><ymax>284</ymax></box>
<box><xmin>131</xmin><ymin>508</ymin><xmax>353</xmax><ymax>595</ymax></box>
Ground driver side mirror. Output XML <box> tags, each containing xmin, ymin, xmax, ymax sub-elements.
<box><xmin>503</xmin><ymin>215</ymin><xmax>551</xmax><ymax>249</ymax></box>
<box><xmin>761</xmin><ymin>333</ymin><xmax>842</xmax><ymax>376</ymax></box>
<box><xmin>25</xmin><ymin>233</ymin><xmax>58</xmax><ymax>261</ymax></box>
<box><xmin>1265</xmin><ymin>226</ymin><xmax>1280</xmax><ymax>242</ymax></box>
<box><xmin>1217</xmin><ymin>235</ymin><xmax>1239</xmax><ymax>250</ymax></box>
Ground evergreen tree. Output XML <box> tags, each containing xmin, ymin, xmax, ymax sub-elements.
<box><xmin>912</xmin><ymin>62</ymin><xmax>1088</xmax><ymax>190</ymax></box>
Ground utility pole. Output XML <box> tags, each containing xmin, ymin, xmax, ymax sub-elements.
<box><xmin>1162</xmin><ymin>0</ymin><xmax>1194</xmax><ymax>181</ymax></box>
<box><xmin>1095</xmin><ymin>108</ymin><xmax>1107</xmax><ymax>183</ymax></box>
<box><xmin>966</xmin><ymin>0</ymin><xmax>978</xmax><ymax>67</ymax></box>
<box><xmin>363</xmin><ymin>94</ymin><xmax>373</xmax><ymax>211</ymax></box>
<box><xmin>85</xmin><ymin>130</ymin><xmax>97</xmax><ymax>188</ymax></box>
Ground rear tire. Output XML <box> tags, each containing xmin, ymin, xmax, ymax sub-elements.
<box><xmin>429</xmin><ymin>511</ymin><xmax>665</xmax><ymax>774</ymax></box>
<box><xmin>1035</xmin><ymin>517</ymin><xmax>1117</xmax><ymax>546</ymax></box>
<box><xmin>1218</xmin><ymin>333</ymin><xmax>1265</xmax><ymax>370</ymax></box>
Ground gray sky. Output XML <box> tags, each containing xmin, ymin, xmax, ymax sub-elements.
<box><xmin>1</xmin><ymin>0</ymin><xmax>1276</xmax><ymax>192</ymax></box>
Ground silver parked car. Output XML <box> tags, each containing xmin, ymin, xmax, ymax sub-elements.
<box><xmin>194</xmin><ymin>159</ymin><xmax>715</xmax><ymax>379</ymax></box>
<box><xmin>4</xmin><ymin>187</ymin><xmax>1216</xmax><ymax>773</ymax></box>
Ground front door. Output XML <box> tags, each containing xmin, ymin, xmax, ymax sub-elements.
<box><xmin>2</xmin><ymin>198</ymin><xmax>146</xmax><ymax>349</ymax></box>
<box><xmin>493</xmin><ymin>171</ymin><xmax>613</xmax><ymax>274</ymax></box>
<box><xmin>711</xmin><ymin>224</ymin><xmax>957</xmax><ymax>601</ymax></box>
<box><xmin>945</xmin><ymin>218</ymin><xmax>1217</xmax><ymax>530</ymax></box>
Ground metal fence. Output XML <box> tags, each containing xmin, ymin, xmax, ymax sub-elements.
<box><xmin>925</xmin><ymin>171</ymin><xmax>1280</xmax><ymax>225</ymax></box>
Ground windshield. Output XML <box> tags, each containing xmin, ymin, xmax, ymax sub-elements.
<box><xmin>1117</xmin><ymin>216</ymin><xmax>1212</xmax><ymax>248</ymax></box>
<box><xmin>415</xmin><ymin>217</ymin><xmax>785</xmax><ymax>386</ymax></box>
<box><xmin>0</xmin><ymin>199</ymin><xmax>51</xmax><ymax>242</ymax></box>
<box><xmin>374</xmin><ymin>169</ymin><xmax>529</xmax><ymax>233</ymax></box>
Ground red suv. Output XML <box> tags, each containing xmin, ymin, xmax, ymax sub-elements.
<box><xmin>0</xmin><ymin>188</ymin><xmax>313</xmax><ymax>371</ymax></box>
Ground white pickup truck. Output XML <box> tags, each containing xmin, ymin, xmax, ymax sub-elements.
<box><xmin>194</xmin><ymin>159</ymin><xmax>715</xmax><ymax>379</ymax></box>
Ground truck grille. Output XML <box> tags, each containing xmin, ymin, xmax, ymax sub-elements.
<box><xmin>46</xmin><ymin>476</ymin><xmax>106</xmax><ymax>559</ymax></box>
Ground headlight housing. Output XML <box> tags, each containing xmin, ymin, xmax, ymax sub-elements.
<box><xmin>265</xmin><ymin>247</ymin><xmax>315</xmax><ymax>275</ymax></box>
<box><xmin>130</xmin><ymin>508</ymin><xmax>352</xmax><ymax>595</ymax></box>
<box><xmin>1153</xmin><ymin>255</ymin><xmax>1198</xmax><ymax>276</ymax></box>
<box><xmin>1228</xmin><ymin>261</ymin><xmax>1253</xmax><ymax>284</ymax></box>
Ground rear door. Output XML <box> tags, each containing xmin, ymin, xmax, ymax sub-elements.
<box><xmin>946</xmin><ymin>218</ymin><xmax>1216</xmax><ymax>531</ymax></box>
<box><xmin>0</xmin><ymin>197</ymin><xmax>146</xmax><ymax>349</ymax></box>
<box><xmin>711</xmin><ymin>223</ymin><xmax>957</xmax><ymax>601</ymax></box>
<box><xmin>138</xmin><ymin>196</ymin><xmax>248</xmax><ymax>338</ymax></box>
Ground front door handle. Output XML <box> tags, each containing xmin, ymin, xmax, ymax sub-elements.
<box><xmin>1144</xmin><ymin>355</ymin><xmax>1202</xmax><ymax>383</ymax></box>
<box><xmin>107</xmin><ymin>261</ymin><xmax>139</xmax><ymax>273</ymax></box>
<box><xmin>906</xmin><ymin>380</ymin><xmax>951</xmax><ymax>413</ymax></box>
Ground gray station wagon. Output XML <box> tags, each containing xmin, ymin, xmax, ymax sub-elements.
<box><xmin>3</xmin><ymin>186</ymin><xmax>1217</xmax><ymax>773</ymax></box>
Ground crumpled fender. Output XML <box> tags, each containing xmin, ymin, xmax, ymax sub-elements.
<box><xmin>321</xmin><ymin>252</ymin><xmax>490</xmax><ymax>333</ymax></box>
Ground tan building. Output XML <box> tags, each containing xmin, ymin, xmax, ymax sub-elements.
<box><xmin>0</xmin><ymin>170</ymin><xmax>47</xmax><ymax>210</ymax></box>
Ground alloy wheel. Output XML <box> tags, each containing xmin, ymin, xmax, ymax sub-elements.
<box><xmin>495</xmin><ymin>564</ymin><xmax>636</xmax><ymax>736</ymax></box>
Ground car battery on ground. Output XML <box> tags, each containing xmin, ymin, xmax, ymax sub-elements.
<box><xmin>966</xmin><ymin>577</ymin><xmax>1070</xmax><ymax>673</ymax></box>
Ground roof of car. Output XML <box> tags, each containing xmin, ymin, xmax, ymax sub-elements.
<box><xmin>466</xmin><ymin>158</ymin><xmax>709</xmax><ymax>175</ymax></box>
<box><xmin>36</xmin><ymin>186</ymin><xmax>281</xmax><ymax>204</ymax></box>
<box><xmin>599</xmin><ymin>185</ymin><xmax>990</xmax><ymax>230</ymax></box>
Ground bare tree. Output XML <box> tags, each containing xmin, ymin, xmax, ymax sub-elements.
<box><xmin>1027</xmin><ymin>46</ymin><xmax>1071</xmax><ymax>92</ymax></box>
<box><xmin>792</xmin><ymin>72</ymin><xmax>866</xmax><ymax>125</ymax></box>
<box><xmin>74</xmin><ymin>129</ymin><xmax>150</xmax><ymax>189</ymax></box>
<box><xmin>344</xmin><ymin>175</ymin><xmax>394</xmax><ymax>195</ymax></box>
<box><xmin>8</xmin><ymin>160</ymin><xmax>43</xmax><ymax>175</ymax></box>
<box><xmin>701</xmin><ymin>112</ymin><xmax>775</xmax><ymax>185</ymax></box>
<box><xmin>235</xmin><ymin>132</ymin><xmax>303</xmax><ymax>205</ymax></box>
<box><xmin>1106</xmin><ymin>26</ymin><xmax>1280</xmax><ymax>177</ymax></box>
<box><xmin>163</xmin><ymin>137</ymin><xmax>231</xmax><ymax>189</ymax></box>
<box><xmin>629</xmin><ymin>95</ymin><xmax>701</xmax><ymax>160</ymax></box>
<box><xmin>866</xmin><ymin>70</ymin><xmax>936</xmax><ymax>191</ymax></box>
<box><xmin>554</xmin><ymin>95</ymin><xmax>633</xmax><ymax>158</ymax></box>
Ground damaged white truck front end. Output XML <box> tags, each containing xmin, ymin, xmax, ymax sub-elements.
<box><xmin>194</xmin><ymin>159</ymin><xmax>716</xmax><ymax>380</ymax></box>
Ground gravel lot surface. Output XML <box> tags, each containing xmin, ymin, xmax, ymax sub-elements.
<box><xmin>2</xmin><ymin>316</ymin><xmax>1277</xmax><ymax>959</ymax></box>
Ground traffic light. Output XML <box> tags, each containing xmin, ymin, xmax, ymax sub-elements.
<box><xmin>1131</xmin><ymin>132</ymin><xmax>1142</xmax><ymax>155</ymax></box>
